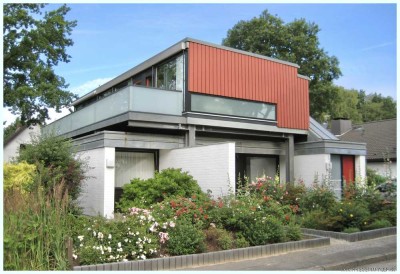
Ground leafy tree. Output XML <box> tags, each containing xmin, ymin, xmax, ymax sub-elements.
<box><xmin>3</xmin><ymin>4</ymin><xmax>77</xmax><ymax>125</ymax></box>
<box><xmin>222</xmin><ymin>10</ymin><xmax>342</xmax><ymax>120</ymax></box>
<box><xmin>331</xmin><ymin>86</ymin><xmax>363</xmax><ymax>123</ymax></box>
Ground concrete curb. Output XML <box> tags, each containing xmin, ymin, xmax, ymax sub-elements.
<box><xmin>312</xmin><ymin>252</ymin><xmax>397</xmax><ymax>270</ymax></box>
<box><xmin>301</xmin><ymin>227</ymin><xmax>396</xmax><ymax>242</ymax></box>
<box><xmin>73</xmin><ymin>235</ymin><xmax>330</xmax><ymax>271</ymax></box>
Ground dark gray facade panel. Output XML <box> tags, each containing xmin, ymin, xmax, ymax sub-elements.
<box><xmin>295</xmin><ymin>141</ymin><xmax>367</xmax><ymax>156</ymax></box>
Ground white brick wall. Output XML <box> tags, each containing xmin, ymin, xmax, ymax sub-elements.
<box><xmin>159</xmin><ymin>143</ymin><xmax>236</xmax><ymax>198</ymax></box>
<box><xmin>294</xmin><ymin>154</ymin><xmax>331</xmax><ymax>186</ymax></box>
<box><xmin>77</xmin><ymin>147</ymin><xmax>115</xmax><ymax>218</ymax></box>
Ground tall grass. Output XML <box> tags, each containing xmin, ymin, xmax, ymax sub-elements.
<box><xmin>4</xmin><ymin>180</ymin><xmax>71</xmax><ymax>270</ymax></box>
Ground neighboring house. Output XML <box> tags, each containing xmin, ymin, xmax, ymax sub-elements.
<box><xmin>3</xmin><ymin>125</ymin><xmax>41</xmax><ymax>163</ymax></box>
<box><xmin>44</xmin><ymin>38</ymin><xmax>366</xmax><ymax>217</ymax></box>
<box><xmin>333</xmin><ymin>118</ymin><xmax>396</xmax><ymax>179</ymax></box>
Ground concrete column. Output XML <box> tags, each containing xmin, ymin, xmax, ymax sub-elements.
<box><xmin>186</xmin><ymin>125</ymin><xmax>196</xmax><ymax>147</ymax></box>
<box><xmin>286</xmin><ymin>134</ymin><xmax>294</xmax><ymax>183</ymax></box>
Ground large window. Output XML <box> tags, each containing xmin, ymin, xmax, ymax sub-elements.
<box><xmin>156</xmin><ymin>55</ymin><xmax>184</xmax><ymax>91</ymax></box>
<box><xmin>191</xmin><ymin>94</ymin><xmax>276</xmax><ymax>121</ymax></box>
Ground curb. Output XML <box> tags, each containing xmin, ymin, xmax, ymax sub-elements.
<box><xmin>73</xmin><ymin>235</ymin><xmax>330</xmax><ymax>271</ymax></box>
<box><xmin>310</xmin><ymin>252</ymin><xmax>397</xmax><ymax>270</ymax></box>
<box><xmin>301</xmin><ymin>227</ymin><xmax>396</xmax><ymax>242</ymax></box>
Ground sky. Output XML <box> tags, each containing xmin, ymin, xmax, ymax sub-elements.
<box><xmin>3</xmin><ymin>2</ymin><xmax>397</xmax><ymax>126</ymax></box>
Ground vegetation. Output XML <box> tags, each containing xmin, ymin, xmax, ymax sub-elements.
<box><xmin>3</xmin><ymin>4</ymin><xmax>77</xmax><ymax>125</ymax></box>
<box><xmin>222</xmin><ymin>9</ymin><xmax>396</xmax><ymax>123</ymax></box>
<box><xmin>4</xmin><ymin>133</ymin><xmax>88</xmax><ymax>270</ymax></box>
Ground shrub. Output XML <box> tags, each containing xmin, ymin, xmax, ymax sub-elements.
<box><xmin>117</xmin><ymin>168</ymin><xmax>208</xmax><ymax>210</ymax></box>
<box><xmin>234</xmin><ymin>233</ymin><xmax>250</xmax><ymax>248</ymax></box>
<box><xmin>300</xmin><ymin>183</ymin><xmax>337</xmax><ymax>213</ymax></box>
<box><xmin>369</xmin><ymin>209</ymin><xmax>396</xmax><ymax>226</ymax></box>
<box><xmin>364</xmin><ymin>219</ymin><xmax>393</xmax><ymax>230</ymax></box>
<box><xmin>166</xmin><ymin>219</ymin><xmax>206</xmax><ymax>256</ymax></box>
<box><xmin>17</xmin><ymin>133</ymin><xmax>87</xmax><ymax>201</ymax></box>
<box><xmin>3</xmin><ymin>161</ymin><xmax>36</xmax><ymax>193</ymax></box>
<box><xmin>70</xmin><ymin>210</ymin><xmax>168</xmax><ymax>265</ymax></box>
<box><xmin>283</xmin><ymin>223</ymin><xmax>302</xmax><ymax>241</ymax></box>
<box><xmin>366</xmin><ymin>168</ymin><xmax>387</xmax><ymax>188</ymax></box>
<box><xmin>204</xmin><ymin>227</ymin><xmax>234</xmax><ymax>251</ymax></box>
<box><xmin>240</xmin><ymin>213</ymin><xmax>284</xmax><ymax>246</ymax></box>
<box><xmin>343</xmin><ymin>227</ymin><xmax>361</xmax><ymax>233</ymax></box>
<box><xmin>331</xmin><ymin>201</ymin><xmax>370</xmax><ymax>231</ymax></box>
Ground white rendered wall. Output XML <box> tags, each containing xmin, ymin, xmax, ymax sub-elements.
<box><xmin>3</xmin><ymin>126</ymin><xmax>41</xmax><ymax>162</ymax></box>
<box><xmin>77</xmin><ymin>147</ymin><xmax>115</xmax><ymax>218</ymax></box>
<box><xmin>355</xmin><ymin>155</ymin><xmax>367</xmax><ymax>184</ymax></box>
<box><xmin>279</xmin><ymin>155</ymin><xmax>287</xmax><ymax>184</ymax></box>
<box><xmin>159</xmin><ymin>143</ymin><xmax>236</xmax><ymax>198</ymax></box>
<box><xmin>368</xmin><ymin>161</ymin><xmax>397</xmax><ymax>179</ymax></box>
<box><xmin>294</xmin><ymin>154</ymin><xmax>331</xmax><ymax>187</ymax></box>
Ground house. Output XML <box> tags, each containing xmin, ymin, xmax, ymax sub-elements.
<box><xmin>44</xmin><ymin>38</ymin><xmax>366</xmax><ymax>217</ymax></box>
<box><xmin>333</xmin><ymin>118</ymin><xmax>396</xmax><ymax>179</ymax></box>
<box><xmin>3</xmin><ymin>124</ymin><xmax>41</xmax><ymax>163</ymax></box>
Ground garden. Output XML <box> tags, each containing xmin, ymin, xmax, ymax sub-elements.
<box><xmin>3</xmin><ymin>134</ymin><xmax>396</xmax><ymax>270</ymax></box>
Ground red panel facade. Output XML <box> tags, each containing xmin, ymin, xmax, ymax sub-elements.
<box><xmin>188</xmin><ymin>42</ymin><xmax>309</xmax><ymax>130</ymax></box>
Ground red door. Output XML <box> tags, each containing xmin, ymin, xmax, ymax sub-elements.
<box><xmin>342</xmin><ymin>155</ymin><xmax>355</xmax><ymax>183</ymax></box>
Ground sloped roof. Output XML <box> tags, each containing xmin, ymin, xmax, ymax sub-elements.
<box><xmin>339</xmin><ymin>119</ymin><xmax>396</xmax><ymax>161</ymax></box>
<box><xmin>309</xmin><ymin>117</ymin><xmax>339</xmax><ymax>141</ymax></box>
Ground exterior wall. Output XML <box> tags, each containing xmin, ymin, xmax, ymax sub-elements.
<box><xmin>368</xmin><ymin>161</ymin><xmax>397</xmax><ymax>179</ymax></box>
<box><xmin>77</xmin><ymin>147</ymin><xmax>115</xmax><ymax>218</ymax></box>
<box><xmin>188</xmin><ymin>41</ymin><xmax>309</xmax><ymax>130</ymax></box>
<box><xmin>159</xmin><ymin>143</ymin><xmax>236</xmax><ymax>197</ymax></box>
<box><xmin>294</xmin><ymin>154</ymin><xmax>331</xmax><ymax>186</ymax></box>
<box><xmin>355</xmin><ymin>155</ymin><xmax>367</xmax><ymax>183</ymax></box>
<box><xmin>279</xmin><ymin>155</ymin><xmax>287</xmax><ymax>184</ymax></box>
<box><xmin>3</xmin><ymin>126</ymin><xmax>41</xmax><ymax>162</ymax></box>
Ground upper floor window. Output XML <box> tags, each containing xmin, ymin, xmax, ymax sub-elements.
<box><xmin>156</xmin><ymin>54</ymin><xmax>184</xmax><ymax>91</ymax></box>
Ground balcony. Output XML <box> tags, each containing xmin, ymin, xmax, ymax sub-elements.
<box><xmin>44</xmin><ymin>86</ymin><xmax>183</xmax><ymax>136</ymax></box>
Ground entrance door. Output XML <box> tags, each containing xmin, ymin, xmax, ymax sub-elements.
<box><xmin>236</xmin><ymin>154</ymin><xmax>278</xmax><ymax>187</ymax></box>
<box><xmin>331</xmin><ymin>154</ymin><xmax>355</xmax><ymax>198</ymax></box>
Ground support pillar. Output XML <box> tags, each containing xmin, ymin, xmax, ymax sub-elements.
<box><xmin>286</xmin><ymin>134</ymin><xmax>294</xmax><ymax>183</ymax></box>
<box><xmin>185</xmin><ymin>125</ymin><xmax>196</xmax><ymax>147</ymax></box>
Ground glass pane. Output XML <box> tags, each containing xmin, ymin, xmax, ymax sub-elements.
<box><xmin>191</xmin><ymin>94</ymin><xmax>276</xmax><ymax>120</ymax></box>
<box><xmin>156</xmin><ymin>55</ymin><xmax>183</xmax><ymax>91</ymax></box>
<box><xmin>246</xmin><ymin>157</ymin><xmax>277</xmax><ymax>182</ymax></box>
<box><xmin>115</xmin><ymin>151</ymin><xmax>155</xmax><ymax>187</ymax></box>
<box><xmin>331</xmin><ymin>155</ymin><xmax>342</xmax><ymax>198</ymax></box>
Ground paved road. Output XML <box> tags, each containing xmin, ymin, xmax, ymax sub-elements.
<box><xmin>182</xmin><ymin>235</ymin><xmax>396</xmax><ymax>271</ymax></box>
<box><xmin>344</xmin><ymin>260</ymin><xmax>396</xmax><ymax>272</ymax></box>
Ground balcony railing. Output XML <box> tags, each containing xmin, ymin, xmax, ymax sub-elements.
<box><xmin>44</xmin><ymin>86</ymin><xmax>183</xmax><ymax>136</ymax></box>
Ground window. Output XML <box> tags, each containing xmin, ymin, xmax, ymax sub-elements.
<box><xmin>191</xmin><ymin>94</ymin><xmax>276</xmax><ymax>121</ymax></box>
<box><xmin>156</xmin><ymin>55</ymin><xmax>184</xmax><ymax>91</ymax></box>
<box><xmin>236</xmin><ymin>154</ymin><xmax>278</xmax><ymax>186</ymax></box>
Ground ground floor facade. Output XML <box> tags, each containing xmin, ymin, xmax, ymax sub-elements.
<box><xmin>74</xmin><ymin>128</ymin><xmax>366</xmax><ymax>217</ymax></box>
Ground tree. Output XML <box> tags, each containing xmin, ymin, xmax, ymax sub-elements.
<box><xmin>3</xmin><ymin>4</ymin><xmax>77</xmax><ymax>125</ymax></box>
<box><xmin>222</xmin><ymin>10</ymin><xmax>342</xmax><ymax>120</ymax></box>
<box><xmin>331</xmin><ymin>87</ymin><xmax>363</xmax><ymax>123</ymax></box>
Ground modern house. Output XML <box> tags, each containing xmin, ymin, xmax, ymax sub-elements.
<box><xmin>333</xmin><ymin>118</ymin><xmax>396</xmax><ymax>179</ymax></box>
<box><xmin>3</xmin><ymin>124</ymin><xmax>41</xmax><ymax>163</ymax></box>
<box><xmin>44</xmin><ymin>38</ymin><xmax>366</xmax><ymax>217</ymax></box>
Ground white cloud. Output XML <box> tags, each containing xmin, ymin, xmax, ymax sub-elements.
<box><xmin>2</xmin><ymin>77</ymin><xmax>113</xmax><ymax>128</ymax></box>
<box><xmin>361</xmin><ymin>42</ymin><xmax>394</xmax><ymax>52</ymax></box>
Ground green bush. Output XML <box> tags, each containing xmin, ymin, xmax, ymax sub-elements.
<box><xmin>366</xmin><ymin>168</ymin><xmax>387</xmax><ymax>188</ymax></box>
<box><xmin>331</xmin><ymin>201</ymin><xmax>370</xmax><ymax>231</ymax></box>
<box><xmin>204</xmin><ymin>227</ymin><xmax>234</xmax><ymax>251</ymax></box>
<box><xmin>284</xmin><ymin>223</ymin><xmax>302</xmax><ymax>241</ymax></box>
<box><xmin>234</xmin><ymin>233</ymin><xmax>250</xmax><ymax>248</ymax></box>
<box><xmin>300</xmin><ymin>183</ymin><xmax>337</xmax><ymax>213</ymax></box>
<box><xmin>70</xmin><ymin>212</ymin><xmax>164</xmax><ymax>265</ymax></box>
<box><xmin>3</xmin><ymin>161</ymin><xmax>36</xmax><ymax>193</ymax></box>
<box><xmin>17</xmin><ymin>133</ymin><xmax>87</xmax><ymax>201</ymax></box>
<box><xmin>343</xmin><ymin>227</ymin><xmax>360</xmax><ymax>233</ymax></box>
<box><xmin>117</xmin><ymin>168</ymin><xmax>208</xmax><ymax>210</ymax></box>
<box><xmin>364</xmin><ymin>219</ymin><xmax>393</xmax><ymax>230</ymax></box>
<box><xmin>369</xmin><ymin>209</ymin><xmax>397</xmax><ymax>226</ymax></box>
<box><xmin>166</xmin><ymin>219</ymin><xmax>206</xmax><ymax>256</ymax></box>
<box><xmin>240</xmin><ymin>213</ymin><xmax>284</xmax><ymax>245</ymax></box>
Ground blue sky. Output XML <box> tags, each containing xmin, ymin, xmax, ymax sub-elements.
<box><xmin>3</xmin><ymin>3</ymin><xmax>398</xmax><ymax>125</ymax></box>
<box><xmin>53</xmin><ymin>3</ymin><xmax>396</xmax><ymax>99</ymax></box>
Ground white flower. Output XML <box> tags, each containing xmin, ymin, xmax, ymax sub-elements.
<box><xmin>136</xmin><ymin>231</ymin><xmax>140</xmax><ymax>235</ymax></box>
<box><xmin>80</xmin><ymin>243</ymin><xmax>83</xmax><ymax>247</ymax></box>
<box><xmin>72</xmin><ymin>254</ymin><xmax>78</xmax><ymax>260</ymax></box>
<box><xmin>118</xmin><ymin>242</ymin><xmax>122</xmax><ymax>248</ymax></box>
<box><xmin>97</xmin><ymin>232</ymin><xmax>104</xmax><ymax>239</ymax></box>
<box><xmin>140</xmin><ymin>254</ymin><xmax>146</xmax><ymax>260</ymax></box>
<box><xmin>124</xmin><ymin>238</ymin><xmax>128</xmax><ymax>243</ymax></box>
<box><xmin>117</xmin><ymin>247</ymin><xmax>123</xmax><ymax>252</ymax></box>
<box><xmin>107</xmin><ymin>246</ymin><xmax>112</xmax><ymax>253</ymax></box>
<box><xmin>77</xmin><ymin>235</ymin><xmax>84</xmax><ymax>242</ymax></box>
<box><xmin>93</xmin><ymin>231</ymin><xmax>97</xmax><ymax>237</ymax></box>
<box><xmin>87</xmin><ymin>227</ymin><xmax>91</xmax><ymax>231</ymax></box>
<box><xmin>169</xmin><ymin>221</ymin><xmax>176</xmax><ymax>228</ymax></box>
<box><xmin>108</xmin><ymin>234</ymin><xmax>112</xmax><ymax>239</ymax></box>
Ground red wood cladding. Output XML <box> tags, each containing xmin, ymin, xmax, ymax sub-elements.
<box><xmin>188</xmin><ymin>42</ymin><xmax>309</xmax><ymax>130</ymax></box>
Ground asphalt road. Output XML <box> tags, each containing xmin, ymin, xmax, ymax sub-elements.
<box><xmin>344</xmin><ymin>260</ymin><xmax>397</xmax><ymax>272</ymax></box>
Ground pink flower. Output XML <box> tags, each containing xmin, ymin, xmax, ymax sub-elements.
<box><xmin>159</xmin><ymin>232</ymin><xmax>169</xmax><ymax>244</ymax></box>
